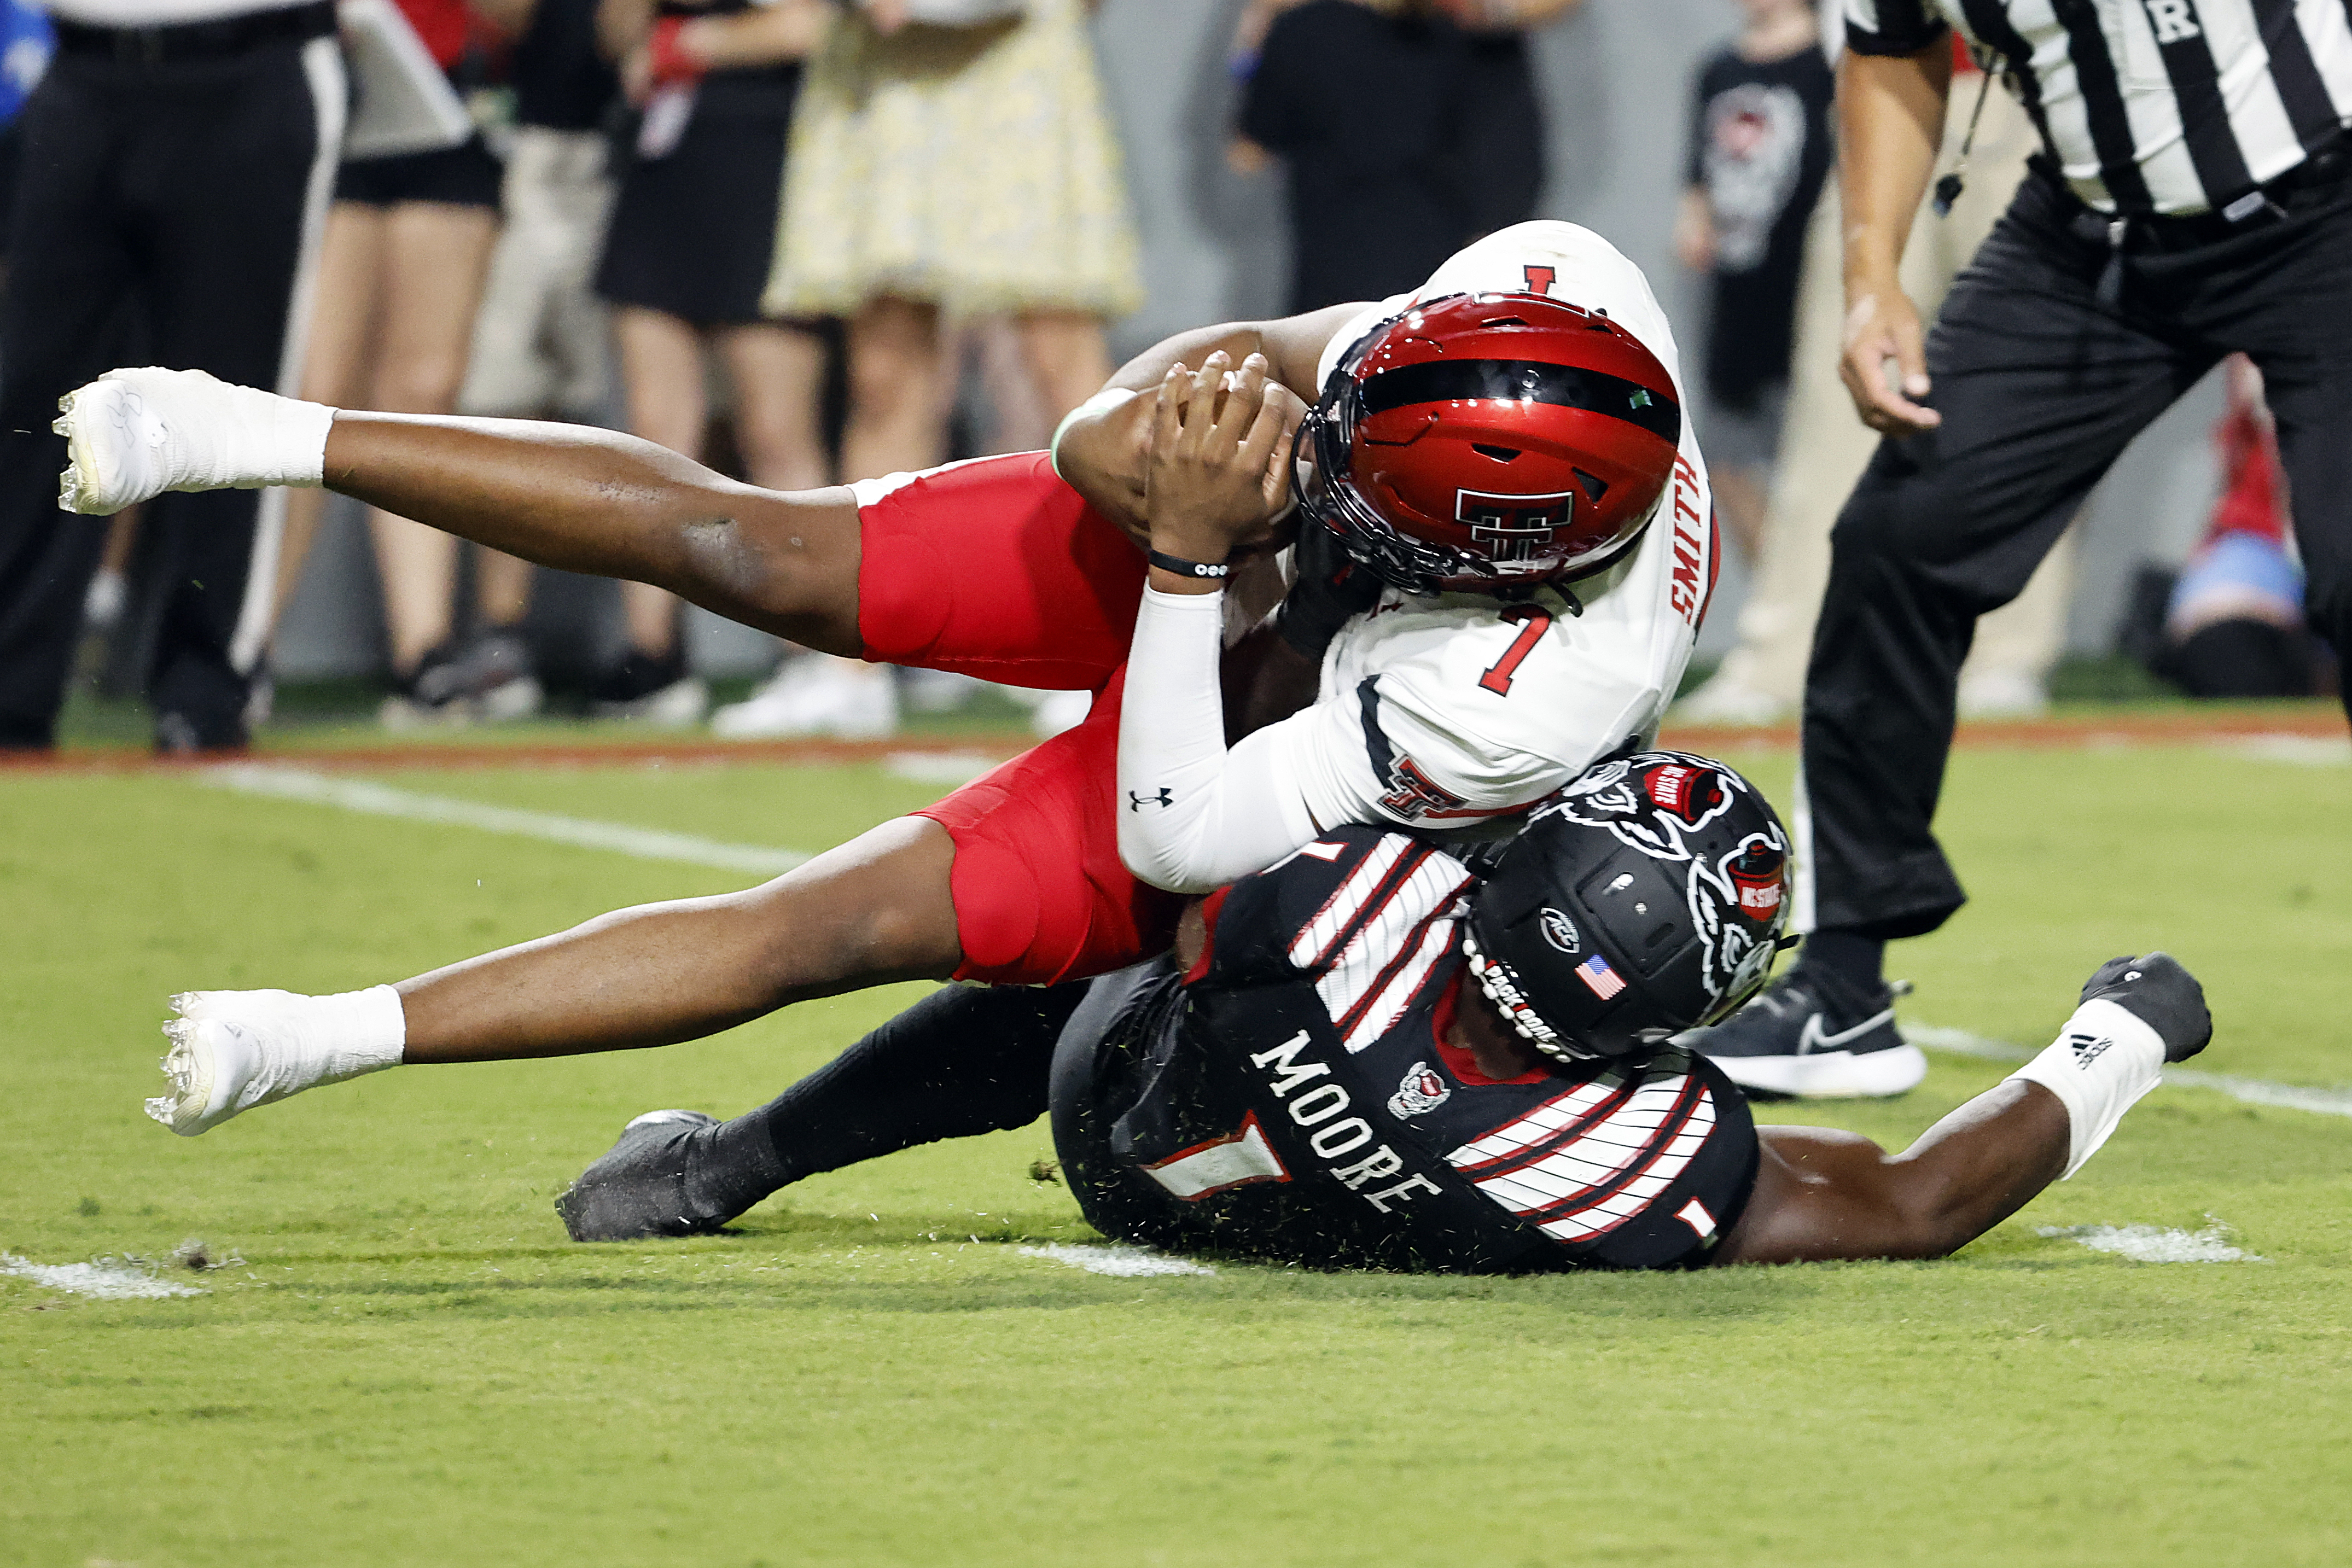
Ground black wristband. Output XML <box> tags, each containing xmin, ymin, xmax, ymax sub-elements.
<box><xmin>1148</xmin><ymin>550</ymin><xmax>1230</xmax><ymax>580</ymax></box>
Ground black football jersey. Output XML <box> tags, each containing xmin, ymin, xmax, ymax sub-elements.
<box><xmin>1057</xmin><ymin>827</ymin><xmax>1758</xmax><ymax>1273</ymax></box>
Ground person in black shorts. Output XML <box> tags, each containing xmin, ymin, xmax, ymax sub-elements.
<box><xmin>556</xmin><ymin>753</ymin><xmax>2214</xmax><ymax>1272</ymax></box>
<box><xmin>584</xmin><ymin>0</ymin><xmax>829</xmax><ymax>724</ymax></box>
<box><xmin>1674</xmin><ymin>0</ymin><xmax>1834</xmax><ymax>563</ymax></box>
<box><xmin>268</xmin><ymin>0</ymin><xmax>509</xmax><ymax>727</ymax></box>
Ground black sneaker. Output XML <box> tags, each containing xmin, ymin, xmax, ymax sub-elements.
<box><xmin>1681</xmin><ymin>967</ymin><xmax>1925</xmax><ymax>1099</ymax></box>
<box><xmin>555</xmin><ymin>1111</ymin><xmax>737</xmax><ymax>1241</ymax></box>
<box><xmin>382</xmin><ymin>631</ymin><xmax>543</xmax><ymax>730</ymax></box>
<box><xmin>587</xmin><ymin>646</ymin><xmax>708</xmax><ymax>726</ymax></box>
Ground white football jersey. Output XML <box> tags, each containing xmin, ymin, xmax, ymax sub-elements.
<box><xmin>1276</xmin><ymin>221</ymin><xmax>1719</xmax><ymax>839</ymax></box>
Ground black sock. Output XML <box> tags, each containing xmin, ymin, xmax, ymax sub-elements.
<box><xmin>728</xmin><ymin>982</ymin><xmax>1092</xmax><ymax>1194</ymax></box>
<box><xmin>1793</xmin><ymin>930</ymin><xmax>1886</xmax><ymax>996</ymax></box>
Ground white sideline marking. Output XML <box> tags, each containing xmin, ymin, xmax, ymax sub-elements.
<box><xmin>2230</xmin><ymin>734</ymin><xmax>2351</xmax><ymax>767</ymax></box>
<box><xmin>201</xmin><ymin>766</ymin><xmax>812</xmax><ymax>877</ymax></box>
<box><xmin>1903</xmin><ymin>1023</ymin><xmax>2352</xmax><ymax>1120</ymax></box>
<box><xmin>1019</xmin><ymin>1243</ymin><xmax>1215</xmax><ymax>1279</ymax></box>
<box><xmin>0</xmin><ymin>1252</ymin><xmax>205</xmax><ymax>1299</ymax></box>
<box><xmin>2036</xmin><ymin>1221</ymin><xmax>2264</xmax><ymax>1264</ymax></box>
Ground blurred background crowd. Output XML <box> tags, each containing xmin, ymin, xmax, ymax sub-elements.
<box><xmin>1</xmin><ymin>0</ymin><xmax>2336</xmax><ymax>754</ymax></box>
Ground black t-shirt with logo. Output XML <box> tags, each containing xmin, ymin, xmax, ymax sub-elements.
<box><xmin>1684</xmin><ymin>43</ymin><xmax>1836</xmax><ymax>411</ymax></box>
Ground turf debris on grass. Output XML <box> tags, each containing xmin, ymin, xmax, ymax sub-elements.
<box><xmin>5</xmin><ymin>741</ymin><xmax>2350</xmax><ymax>1567</ymax></box>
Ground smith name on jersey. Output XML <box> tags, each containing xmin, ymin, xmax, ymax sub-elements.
<box><xmin>1058</xmin><ymin>826</ymin><xmax>1760</xmax><ymax>1274</ymax></box>
<box><xmin>1282</xmin><ymin>223</ymin><xmax>1721</xmax><ymax>842</ymax></box>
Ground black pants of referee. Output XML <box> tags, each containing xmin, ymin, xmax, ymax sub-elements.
<box><xmin>0</xmin><ymin>9</ymin><xmax>341</xmax><ymax>751</ymax></box>
<box><xmin>1803</xmin><ymin>157</ymin><xmax>2352</xmax><ymax>940</ymax></box>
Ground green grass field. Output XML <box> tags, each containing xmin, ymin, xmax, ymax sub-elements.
<box><xmin>5</xmin><ymin>726</ymin><xmax>2349</xmax><ymax>1567</ymax></box>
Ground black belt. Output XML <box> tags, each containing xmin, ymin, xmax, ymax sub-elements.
<box><xmin>51</xmin><ymin>0</ymin><xmax>335</xmax><ymax>65</ymax></box>
<box><xmin>2036</xmin><ymin>140</ymin><xmax>2352</xmax><ymax>306</ymax></box>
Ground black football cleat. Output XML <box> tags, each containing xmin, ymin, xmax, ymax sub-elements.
<box><xmin>1680</xmin><ymin>968</ymin><xmax>1925</xmax><ymax>1099</ymax></box>
<box><xmin>556</xmin><ymin>1110</ymin><xmax>741</xmax><ymax>1242</ymax></box>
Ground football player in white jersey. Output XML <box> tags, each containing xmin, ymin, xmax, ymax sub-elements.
<box><xmin>1094</xmin><ymin>221</ymin><xmax>1717</xmax><ymax>896</ymax></box>
<box><xmin>51</xmin><ymin>222</ymin><xmax>1719</xmax><ymax>1145</ymax></box>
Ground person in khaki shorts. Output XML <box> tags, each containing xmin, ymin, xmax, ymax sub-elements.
<box><xmin>1679</xmin><ymin>46</ymin><xmax>2076</xmax><ymax>726</ymax></box>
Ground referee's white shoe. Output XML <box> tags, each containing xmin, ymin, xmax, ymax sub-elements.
<box><xmin>57</xmin><ymin>366</ymin><xmax>331</xmax><ymax>517</ymax></box>
<box><xmin>1680</xmin><ymin>970</ymin><xmax>1926</xmax><ymax>1099</ymax></box>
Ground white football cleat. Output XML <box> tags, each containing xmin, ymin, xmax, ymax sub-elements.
<box><xmin>145</xmin><ymin>987</ymin><xmax>405</xmax><ymax>1136</ymax></box>
<box><xmin>56</xmin><ymin>370</ymin><xmax>189</xmax><ymax>516</ymax></box>
<box><xmin>57</xmin><ymin>366</ymin><xmax>333</xmax><ymax>516</ymax></box>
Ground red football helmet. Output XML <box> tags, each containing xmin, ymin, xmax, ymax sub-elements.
<box><xmin>1294</xmin><ymin>292</ymin><xmax>1682</xmax><ymax>596</ymax></box>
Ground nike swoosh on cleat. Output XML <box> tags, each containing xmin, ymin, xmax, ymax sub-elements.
<box><xmin>1797</xmin><ymin>1005</ymin><xmax>1898</xmax><ymax>1056</ymax></box>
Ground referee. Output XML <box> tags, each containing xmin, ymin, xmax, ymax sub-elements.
<box><xmin>0</xmin><ymin>0</ymin><xmax>343</xmax><ymax>752</ymax></box>
<box><xmin>1691</xmin><ymin>0</ymin><xmax>2352</xmax><ymax>1093</ymax></box>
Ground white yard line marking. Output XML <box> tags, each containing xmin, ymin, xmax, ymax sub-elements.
<box><xmin>0</xmin><ymin>1252</ymin><xmax>205</xmax><ymax>1299</ymax></box>
<box><xmin>1019</xmin><ymin>1243</ymin><xmax>1215</xmax><ymax>1279</ymax></box>
<box><xmin>2229</xmin><ymin>733</ymin><xmax>2351</xmax><ymax>767</ymax></box>
<box><xmin>201</xmin><ymin>765</ymin><xmax>812</xmax><ymax>877</ymax></box>
<box><xmin>2036</xmin><ymin>1221</ymin><xmax>2264</xmax><ymax>1263</ymax></box>
<box><xmin>1903</xmin><ymin>1023</ymin><xmax>2352</xmax><ymax>1120</ymax></box>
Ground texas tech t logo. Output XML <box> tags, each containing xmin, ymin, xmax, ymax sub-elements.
<box><xmin>1455</xmin><ymin>487</ymin><xmax>1575</xmax><ymax>563</ymax></box>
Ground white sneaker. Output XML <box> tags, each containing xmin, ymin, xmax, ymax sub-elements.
<box><xmin>1672</xmin><ymin>669</ymin><xmax>1791</xmax><ymax>726</ymax></box>
<box><xmin>1957</xmin><ymin>668</ymin><xmax>2051</xmax><ymax>719</ymax></box>
<box><xmin>146</xmin><ymin>988</ymin><xmax>403</xmax><ymax>1136</ymax></box>
<box><xmin>712</xmin><ymin>655</ymin><xmax>898</xmax><ymax>739</ymax></box>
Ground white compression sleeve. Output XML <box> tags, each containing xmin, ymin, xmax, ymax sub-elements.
<box><xmin>2006</xmin><ymin>998</ymin><xmax>2167</xmax><ymax>1179</ymax></box>
<box><xmin>1117</xmin><ymin>586</ymin><xmax>1320</xmax><ymax>894</ymax></box>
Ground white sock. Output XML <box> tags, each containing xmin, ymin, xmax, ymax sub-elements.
<box><xmin>2006</xmin><ymin>998</ymin><xmax>2166</xmax><ymax>1179</ymax></box>
<box><xmin>295</xmin><ymin>984</ymin><xmax>409</xmax><ymax>1083</ymax></box>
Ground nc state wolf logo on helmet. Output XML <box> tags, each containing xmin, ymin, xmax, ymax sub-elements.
<box><xmin>1685</xmin><ymin>826</ymin><xmax>1791</xmax><ymax>1002</ymax></box>
<box><xmin>1538</xmin><ymin>750</ymin><xmax>1737</xmax><ymax>861</ymax></box>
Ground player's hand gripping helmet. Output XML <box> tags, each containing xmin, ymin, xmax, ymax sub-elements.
<box><xmin>1463</xmin><ymin>751</ymin><xmax>1790</xmax><ymax>1063</ymax></box>
<box><xmin>1295</xmin><ymin>291</ymin><xmax>1682</xmax><ymax>597</ymax></box>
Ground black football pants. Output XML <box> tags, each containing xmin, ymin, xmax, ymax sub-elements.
<box><xmin>0</xmin><ymin>26</ymin><xmax>341</xmax><ymax>749</ymax></box>
<box><xmin>1800</xmin><ymin>162</ymin><xmax>2352</xmax><ymax>940</ymax></box>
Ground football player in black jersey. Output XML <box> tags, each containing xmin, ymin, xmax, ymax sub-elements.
<box><xmin>559</xmin><ymin>753</ymin><xmax>2213</xmax><ymax>1272</ymax></box>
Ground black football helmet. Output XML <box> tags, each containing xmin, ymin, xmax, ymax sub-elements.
<box><xmin>1463</xmin><ymin>750</ymin><xmax>1791</xmax><ymax>1063</ymax></box>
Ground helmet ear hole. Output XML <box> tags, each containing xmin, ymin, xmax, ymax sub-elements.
<box><xmin>1573</xmin><ymin>467</ymin><xmax>1610</xmax><ymax>503</ymax></box>
<box><xmin>1472</xmin><ymin>444</ymin><xmax>1522</xmax><ymax>463</ymax></box>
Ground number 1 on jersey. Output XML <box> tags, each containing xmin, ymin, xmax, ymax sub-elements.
<box><xmin>1477</xmin><ymin>603</ymin><xmax>1553</xmax><ymax>696</ymax></box>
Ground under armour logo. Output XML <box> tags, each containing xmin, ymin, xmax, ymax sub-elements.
<box><xmin>2143</xmin><ymin>0</ymin><xmax>2200</xmax><ymax>44</ymax></box>
<box><xmin>1128</xmin><ymin>789</ymin><xmax>1173</xmax><ymax>811</ymax></box>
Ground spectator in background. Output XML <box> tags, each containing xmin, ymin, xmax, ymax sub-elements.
<box><xmin>746</xmin><ymin>0</ymin><xmax>1139</xmax><ymax>740</ymax></box>
<box><xmin>2155</xmin><ymin>357</ymin><xmax>2330</xmax><ymax>700</ymax></box>
<box><xmin>1232</xmin><ymin>0</ymin><xmax>1476</xmax><ymax>313</ymax></box>
<box><xmin>1676</xmin><ymin>38</ymin><xmax>2076</xmax><ymax>726</ymax></box>
<box><xmin>441</xmin><ymin>0</ymin><xmax>623</xmax><ymax>709</ymax></box>
<box><xmin>585</xmin><ymin>0</ymin><xmax>829</xmax><ymax>726</ymax></box>
<box><xmin>1447</xmin><ymin>0</ymin><xmax>1579</xmax><ymax>237</ymax></box>
<box><xmin>0</xmin><ymin>0</ymin><xmax>342</xmax><ymax>753</ymax></box>
<box><xmin>275</xmin><ymin>0</ymin><xmax>508</xmax><ymax>729</ymax></box>
<box><xmin>1673</xmin><ymin>0</ymin><xmax>1832</xmax><ymax>564</ymax></box>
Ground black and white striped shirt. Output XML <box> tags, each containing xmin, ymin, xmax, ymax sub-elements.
<box><xmin>1847</xmin><ymin>1</ymin><xmax>2352</xmax><ymax>215</ymax></box>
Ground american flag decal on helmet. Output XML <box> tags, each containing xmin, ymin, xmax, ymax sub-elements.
<box><xmin>1576</xmin><ymin>953</ymin><xmax>1626</xmax><ymax>1000</ymax></box>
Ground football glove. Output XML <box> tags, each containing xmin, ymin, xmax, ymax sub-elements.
<box><xmin>2079</xmin><ymin>952</ymin><xmax>2211</xmax><ymax>1062</ymax></box>
<box><xmin>1276</xmin><ymin>520</ymin><xmax>1384</xmax><ymax>662</ymax></box>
